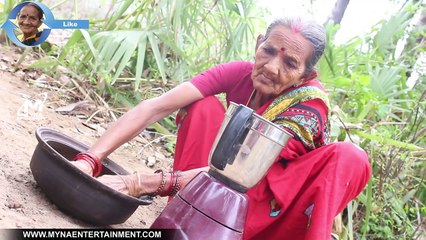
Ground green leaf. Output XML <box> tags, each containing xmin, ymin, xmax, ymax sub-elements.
<box><xmin>370</xmin><ymin>66</ymin><xmax>403</xmax><ymax>99</ymax></box>
<box><xmin>352</xmin><ymin>129</ymin><xmax>423</xmax><ymax>150</ymax></box>
<box><xmin>58</xmin><ymin>30</ymin><xmax>83</xmax><ymax>62</ymax></box>
<box><xmin>356</xmin><ymin>101</ymin><xmax>375</xmax><ymax>122</ymax></box>
<box><xmin>402</xmin><ymin>189</ymin><xmax>416</xmax><ymax>204</ymax></box>
<box><xmin>135</xmin><ymin>33</ymin><xmax>148</xmax><ymax>91</ymax></box>
<box><xmin>91</xmin><ymin>31</ymin><xmax>149</xmax><ymax>85</ymax></box>
<box><xmin>104</xmin><ymin>0</ymin><xmax>134</xmax><ymax>30</ymax></box>
<box><xmin>148</xmin><ymin>32</ymin><xmax>167</xmax><ymax>85</ymax></box>
<box><xmin>374</xmin><ymin>11</ymin><xmax>411</xmax><ymax>54</ymax></box>
<box><xmin>26</xmin><ymin>56</ymin><xmax>59</xmax><ymax>72</ymax></box>
<box><xmin>112</xmin><ymin>34</ymin><xmax>139</xmax><ymax>83</ymax></box>
<box><xmin>80</xmin><ymin>30</ymin><xmax>99</xmax><ymax>63</ymax></box>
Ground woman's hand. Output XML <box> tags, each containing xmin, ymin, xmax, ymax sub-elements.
<box><xmin>70</xmin><ymin>160</ymin><xmax>93</xmax><ymax>176</ymax></box>
<box><xmin>71</xmin><ymin>152</ymin><xmax>102</xmax><ymax>177</ymax></box>
<box><xmin>95</xmin><ymin>167</ymin><xmax>209</xmax><ymax>198</ymax></box>
<box><xmin>96</xmin><ymin>174</ymin><xmax>138</xmax><ymax>197</ymax></box>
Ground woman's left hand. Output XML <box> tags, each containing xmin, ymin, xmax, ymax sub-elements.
<box><xmin>96</xmin><ymin>174</ymin><xmax>134</xmax><ymax>196</ymax></box>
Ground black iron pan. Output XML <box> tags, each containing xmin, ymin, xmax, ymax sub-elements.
<box><xmin>30</xmin><ymin>127</ymin><xmax>151</xmax><ymax>226</ymax></box>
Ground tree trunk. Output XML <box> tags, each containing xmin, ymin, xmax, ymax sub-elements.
<box><xmin>326</xmin><ymin>0</ymin><xmax>350</xmax><ymax>25</ymax></box>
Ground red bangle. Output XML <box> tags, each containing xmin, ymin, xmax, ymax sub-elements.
<box><xmin>73</xmin><ymin>152</ymin><xmax>102</xmax><ymax>177</ymax></box>
<box><xmin>87</xmin><ymin>152</ymin><xmax>102</xmax><ymax>177</ymax></box>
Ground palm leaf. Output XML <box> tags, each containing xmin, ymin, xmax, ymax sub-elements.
<box><xmin>148</xmin><ymin>31</ymin><xmax>167</xmax><ymax>85</ymax></box>
<box><xmin>104</xmin><ymin>0</ymin><xmax>134</xmax><ymax>30</ymax></box>
<box><xmin>370</xmin><ymin>66</ymin><xmax>403</xmax><ymax>99</ymax></box>
<box><xmin>90</xmin><ymin>30</ymin><xmax>149</xmax><ymax>85</ymax></box>
<box><xmin>135</xmin><ymin>34</ymin><xmax>148</xmax><ymax>90</ymax></box>
<box><xmin>80</xmin><ymin>30</ymin><xmax>99</xmax><ymax>64</ymax></box>
<box><xmin>374</xmin><ymin>11</ymin><xmax>411</xmax><ymax>54</ymax></box>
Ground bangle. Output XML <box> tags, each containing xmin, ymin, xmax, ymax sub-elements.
<box><xmin>133</xmin><ymin>171</ymin><xmax>142</xmax><ymax>197</ymax></box>
<box><xmin>159</xmin><ymin>172</ymin><xmax>174</xmax><ymax>197</ymax></box>
<box><xmin>151</xmin><ymin>170</ymin><xmax>166</xmax><ymax>197</ymax></box>
<box><xmin>83</xmin><ymin>157</ymin><xmax>95</xmax><ymax>170</ymax></box>
<box><xmin>85</xmin><ymin>152</ymin><xmax>102</xmax><ymax>177</ymax></box>
<box><xmin>135</xmin><ymin>171</ymin><xmax>141</xmax><ymax>190</ymax></box>
<box><xmin>117</xmin><ymin>172</ymin><xmax>140</xmax><ymax>197</ymax></box>
<box><xmin>118</xmin><ymin>174</ymin><xmax>131</xmax><ymax>194</ymax></box>
<box><xmin>73</xmin><ymin>152</ymin><xmax>102</xmax><ymax>177</ymax></box>
<box><xmin>170</xmin><ymin>171</ymin><xmax>182</xmax><ymax>196</ymax></box>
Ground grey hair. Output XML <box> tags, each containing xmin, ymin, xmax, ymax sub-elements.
<box><xmin>22</xmin><ymin>3</ymin><xmax>44</xmax><ymax>20</ymax></box>
<box><xmin>264</xmin><ymin>17</ymin><xmax>326</xmax><ymax>77</ymax></box>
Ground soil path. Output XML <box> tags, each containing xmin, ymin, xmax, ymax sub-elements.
<box><xmin>0</xmin><ymin>46</ymin><xmax>168</xmax><ymax>229</ymax></box>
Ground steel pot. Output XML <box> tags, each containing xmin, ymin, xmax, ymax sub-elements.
<box><xmin>30</xmin><ymin>127</ymin><xmax>151</xmax><ymax>226</ymax></box>
<box><xmin>209</xmin><ymin>102</ymin><xmax>292</xmax><ymax>192</ymax></box>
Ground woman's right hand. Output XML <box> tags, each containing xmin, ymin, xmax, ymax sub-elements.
<box><xmin>70</xmin><ymin>160</ymin><xmax>94</xmax><ymax>176</ymax></box>
<box><xmin>71</xmin><ymin>152</ymin><xmax>102</xmax><ymax>177</ymax></box>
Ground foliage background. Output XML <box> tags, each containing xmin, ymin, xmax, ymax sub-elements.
<box><xmin>1</xmin><ymin>0</ymin><xmax>425</xmax><ymax>239</ymax></box>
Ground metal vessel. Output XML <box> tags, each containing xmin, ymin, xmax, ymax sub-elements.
<box><xmin>151</xmin><ymin>102</ymin><xmax>292</xmax><ymax>239</ymax></box>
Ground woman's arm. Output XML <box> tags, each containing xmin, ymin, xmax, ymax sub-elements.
<box><xmin>89</xmin><ymin>82</ymin><xmax>204</xmax><ymax>160</ymax></box>
<box><xmin>74</xmin><ymin>82</ymin><xmax>204</xmax><ymax>175</ymax></box>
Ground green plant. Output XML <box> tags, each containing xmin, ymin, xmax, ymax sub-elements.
<box><xmin>58</xmin><ymin>0</ymin><xmax>264</xmax><ymax>93</ymax></box>
<box><xmin>49</xmin><ymin>0</ymin><xmax>266</xmax><ymax>150</ymax></box>
<box><xmin>320</xmin><ymin>1</ymin><xmax>425</xmax><ymax>239</ymax></box>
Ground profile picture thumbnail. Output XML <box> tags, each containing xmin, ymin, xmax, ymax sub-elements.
<box><xmin>15</xmin><ymin>2</ymin><xmax>45</xmax><ymax>46</ymax></box>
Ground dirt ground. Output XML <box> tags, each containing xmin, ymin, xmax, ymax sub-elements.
<box><xmin>0</xmin><ymin>46</ymin><xmax>169</xmax><ymax>229</ymax></box>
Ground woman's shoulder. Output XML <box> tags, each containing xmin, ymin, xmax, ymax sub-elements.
<box><xmin>223</xmin><ymin>60</ymin><xmax>253</xmax><ymax>71</ymax></box>
<box><xmin>202</xmin><ymin>60</ymin><xmax>253</xmax><ymax>80</ymax></box>
<box><xmin>214</xmin><ymin>60</ymin><xmax>254</xmax><ymax>80</ymax></box>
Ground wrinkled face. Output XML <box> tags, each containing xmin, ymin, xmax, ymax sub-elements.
<box><xmin>251</xmin><ymin>25</ymin><xmax>313</xmax><ymax>98</ymax></box>
<box><xmin>17</xmin><ymin>5</ymin><xmax>42</xmax><ymax>37</ymax></box>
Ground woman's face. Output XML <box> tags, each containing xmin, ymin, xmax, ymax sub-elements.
<box><xmin>17</xmin><ymin>5</ymin><xmax>42</xmax><ymax>37</ymax></box>
<box><xmin>252</xmin><ymin>25</ymin><xmax>313</xmax><ymax>98</ymax></box>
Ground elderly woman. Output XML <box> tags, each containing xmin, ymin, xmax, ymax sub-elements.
<box><xmin>73</xmin><ymin>17</ymin><xmax>371</xmax><ymax>239</ymax></box>
<box><xmin>17</xmin><ymin>3</ymin><xmax>43</xmax><ymax>46</ymax></box>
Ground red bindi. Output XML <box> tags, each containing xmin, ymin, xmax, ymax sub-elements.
<box><xmin>292</xmin><ymin>25</ymin><xmax>301</xmax><ymax>33</ymax></box>
<box><xmin>280</xmin><ymin>47</ymin><xmax>286</xmax><ymax>52</ymax></box>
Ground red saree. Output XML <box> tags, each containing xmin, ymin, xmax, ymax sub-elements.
<box><xmin>173</xmin><ymin>61</ymin><xmax>370</xmax><ymax>239</ymax></box>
